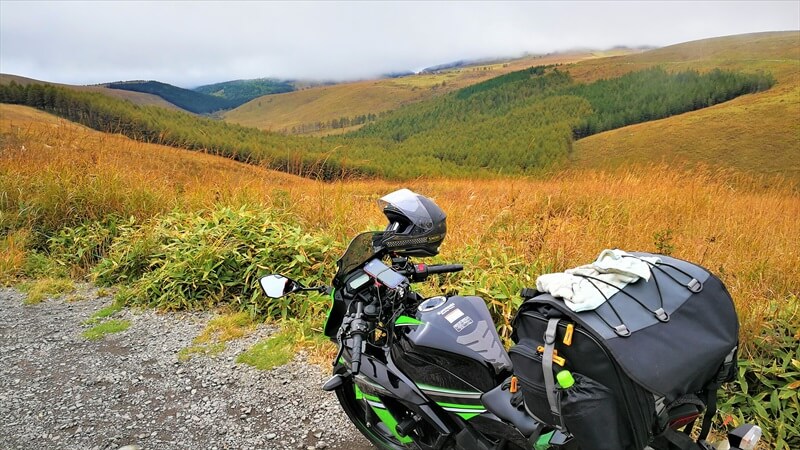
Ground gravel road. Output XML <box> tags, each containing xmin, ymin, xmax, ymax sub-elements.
<box><xmin>0</xmin><ymin>286</ymin><xmax>372</xmax><ymax>450</ymax></box>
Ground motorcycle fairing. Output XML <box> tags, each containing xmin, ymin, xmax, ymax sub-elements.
<box><xmin>346</xmin><ymin>350</ymin><xmax>455</xmax><ymax>436</ymax></box>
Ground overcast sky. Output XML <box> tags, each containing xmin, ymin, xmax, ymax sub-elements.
<box><xmin>1</xmin><ymin>1</ymin><xmax>798</xmax><ymax>88</ymax></box>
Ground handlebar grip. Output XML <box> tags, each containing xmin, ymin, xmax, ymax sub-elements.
<box><xmin>426</xmin><ymin>264</ymin><xmax>464</xmax><ymax>275</ymax></box>
<box><xmin>351</xmin><ymin>332</ymin><xmax>363</xmax><ymax>375</ymax></box>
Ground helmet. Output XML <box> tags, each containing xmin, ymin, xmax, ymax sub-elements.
<box><xmin>377</xmin><ymin>189</ymin><xmax>446</xmax><ymax>257</ymax></box>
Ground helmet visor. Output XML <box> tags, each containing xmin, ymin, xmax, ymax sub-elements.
<box><xmin>378</xmin><ymin>188</ymin><xmax>434</xmax><ymax>231</ymax></box>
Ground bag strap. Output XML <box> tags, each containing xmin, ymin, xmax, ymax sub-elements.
<box><xmin>542</xmin><ymin>318</ymin><xmax>562</xmax><ymax>428</ymax></box>
<box><xmin>697</xmin><ymin>346</ymin><xmax>737</xmax><ymax>440</ymax></box>
<box><xmin>697</xmin><ymin>384</ymin><xmax>719</xmax><ymax>442</ymax></box>
<box><xmin>659</xmin><ymin>428</ymin><xmax>709</xmax><ymax>450</ymax></box>
<box><xmin>622</xmin><ymin>254</ymin><xmax>704</xmax><ymax>293</ymax></box>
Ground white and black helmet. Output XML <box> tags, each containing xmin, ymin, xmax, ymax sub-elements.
<box><xmin>377</xmin><ymin>189</ymin><xmax>447</xmax><ymax>257</ymax></box>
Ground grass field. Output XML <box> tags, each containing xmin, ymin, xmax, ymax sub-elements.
<box><xmin>2</xmin><ymin>103</ymin><xmax>798</xmax><ymax>446</ymax></box>
<box><xmin>222</xmin><ymin>51</ymin><xmax>613</xmax><ymax>135</ymax></box>
<box><xmin>568</xmin><ymin>31</ymin><xmax>800</xmax><ymax>182</ymax></box>
<box><xmin>3</xmin><ymin>103</ymin><xmax>797</xmax><ymax>346</ymax></box>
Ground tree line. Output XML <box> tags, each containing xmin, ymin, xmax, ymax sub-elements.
<box><xmin>285</xmin><ymin>113</ymin><xmax>382</xmax><ymax>135</ymax></box>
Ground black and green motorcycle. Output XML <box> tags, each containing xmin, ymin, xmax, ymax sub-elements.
<box><xmin>259</xmin><ymin>189</ymin><xmax>761</xmax><ymax>450</ymax></box>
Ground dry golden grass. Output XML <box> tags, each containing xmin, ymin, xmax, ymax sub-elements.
<box><xmin>3</xmin><ymin>104</ymin><xmax>798</xmax><ymax>352</ymax></box>
<box><xmin>570</xmin><ymin>31</ymin><xmax>800</xmax><ymax>183</ymax></box>
<box><xmin>566</xmin><ymin>31</ymin><xmax>800</xmax><ymax>83</ymax></box>
<box><xmin>296</xmin><ymin>175</ymin><xmax>799</xmax><ymax>348</ymax></box>
<box><xmin>222</xmin><ymin>52</ymin><xmax>606</xmax><ymax>135</ymax></box>
<box><xmin>0</xmin><ymin>104</ymin><xmax>311</xmax><ymax>221</ymax></box>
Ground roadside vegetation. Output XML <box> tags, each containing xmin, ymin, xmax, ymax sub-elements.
<box><xmin>1</xmin><ymin>103</ymin><xmax>797</xmax><ymax>447</ymax></box>
<box><xmin>17</xmin><ymin>278</ymin><xmax>74</xmax><ymax>304</ymax></box>
<box><xmin>178</xmin><ymin>311</ymin><xmax>258</xmax><ymax>362</ymax></box>
<box><xmin>81</xmin><ymin>319</ymin><xmax>131</xmax><ymax>340</ymax></box>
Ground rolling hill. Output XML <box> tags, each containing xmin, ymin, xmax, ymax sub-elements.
<box><xmin>194</xmin><ymin>78</ymin><xmax>295</xmax><ymax>105</ymax></box>
<box><xmin>0</xmin><ymin>74</ymin><xmax>186</xmax><ymax>111</ymax></box>
<box><xmin>0</xmin><ymin>76</ymin><xmax>296</xmax><ymax>115</ymax></box>
<box><xmin>106</xmin><ymin>80</ymin><xmax>237</xmax><ymax>114</ymax></box>
<box><xmin>221</xmin><ymin>51</ymin><xmax>621</xmax><ymax>135</ymax></box>
<box><xmin>567</xmin><ymin>31</ymin><xmax>800</xmax><ymax>179</ymax></box>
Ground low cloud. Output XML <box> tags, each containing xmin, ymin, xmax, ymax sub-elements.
<box><xmin>1</xmin><ymin>1</ymin><xmax>797</xmax><ymax>87</ymax></box>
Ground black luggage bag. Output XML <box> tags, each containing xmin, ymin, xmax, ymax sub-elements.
<box><xmin>509</xmin><ymin>252</ymin><xmax>739</xmax><ymax>450</ymax></box>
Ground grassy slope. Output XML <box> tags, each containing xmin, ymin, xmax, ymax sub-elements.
<box><xmin>3</xmin><ymin>103</ymin><xmax>797</xmax><ymax>342</ymax></box>
<box><xmin>222</xmin><ymin>52</ymin><xmax>614</xmax><ymax>135</ymax></box>
<box><xmin>4</xmin><ymin>104</ymin><xmax>799</xmax><ymax>446</ymax></box>
<box><xmin>568</xmin><ymin>32</ymin><xmax>800</xmax><ymax>181</ymax></box>
<box><xmin>0</xmin><ymin>74</ymin><xmax>187</xmax><ymax>112</ymax></box>
<box><xmin>0</xmin><ymin>104</ymin><xmax>309</xmax><ymax>215</ymax></box>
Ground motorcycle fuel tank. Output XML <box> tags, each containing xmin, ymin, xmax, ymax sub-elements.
<box><xmin>392</xmin><ymin>295</ymin><xmax>512</xmax><ymax>394</ymax></box>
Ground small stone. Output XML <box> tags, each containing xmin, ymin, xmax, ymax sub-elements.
<box><xmin>266</xmin><ymin>433</ymin><xmax>277</xmax><ymax>440</ymax></box>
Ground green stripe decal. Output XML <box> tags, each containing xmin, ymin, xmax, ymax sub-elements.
<box><xmin>435</xmin><ymin>401</ymin><xmax>486</xmax><ymax>410</ymax></box>
<box><xmin>395</xmin><ymin>315</ymin><xmax>423</xmax><ymax>326</ymax></box>
<box><xmin>354</xmin><ymin>384</ymin><xmax>412</xmax><ymax>444</ymax></box>
<box><xmin>363</xmin><ymin>393</ymin><xmax>381</xmax><ymax>403</ymax></box>
<box><xmin>416</xmin><ymin>383</ymin><xmax>482</xmax><ymax>396</ymax></box>
<box><xmin>456</xmin><ymin>412</ymin><xmax>481</xmax><ymax>421</ymax></box>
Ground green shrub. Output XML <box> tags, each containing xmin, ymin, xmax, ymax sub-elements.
<box><xmin>718</xmin><ymin>295</ymin><xmax>800</xmax><ymax>450</ymax></box>
<box><xmin>48</xmin><ymin>217</ymin><xmax>134</xmax><ymax>276</ymax></box>
<box><xmin>100</xmin><ymin>205</ymin><xmax>339</xmax><ymax>318</ymax></box>
<box><xmin>21</xmin><ymin>252</ymin><xmax>65</xmax><ymax>278</ymax></box>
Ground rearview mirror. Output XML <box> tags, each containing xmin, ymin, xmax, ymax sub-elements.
<box><xmin>259</xmin><ymin>274</ymin><xmax>301</xmax><ymax>298</ymax></box>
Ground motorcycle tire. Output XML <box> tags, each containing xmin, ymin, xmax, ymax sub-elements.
<box><xmin>335</xmin><ymin>375</ymin><xmax>415</xmax><ymax>450</ymax></box>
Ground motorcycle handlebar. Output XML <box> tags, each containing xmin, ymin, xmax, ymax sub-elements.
<box><xmin>349</xmin><ymin>300</ymin><xmax>365</xmax><ymax>375</ymax></box>
<box><xmin>426</xmin><ymin>264</ymin><xmax>463</xmax><ymax>275</ymax></box>
<box><xmin>350</xmin><ymin>331</ymin><xmax>363</xmax><ymax>375</ymax></box>
<box><xmin>399</xmin><ymin>263</ymin><xmax>463</xmax><ymax>282</ymax></box>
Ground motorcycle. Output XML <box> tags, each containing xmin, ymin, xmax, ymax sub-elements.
<box><xmin>258</xmin><ymin>189</ymin><xmax>761</xmax><ymax>450</ymax></box>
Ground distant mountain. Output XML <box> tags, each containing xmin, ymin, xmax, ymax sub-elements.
<box><xmin>381</xmin><ymin>71</ymin><xmax>415</xmax><ymax>79</ymax></box>
<box><xmin>194</xmin><ymin>78</ymin><xmax>295</xmax><ymax>106</ymax></box>
<box><xmin>106</xmin><ymin>80</ymin><xmax>235</xmax><ymax>114</ymax></box>
<box><xmin>420</xmin><ymin>57</ymin><xmax>512</xmax><ymax>73</ymax></box>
